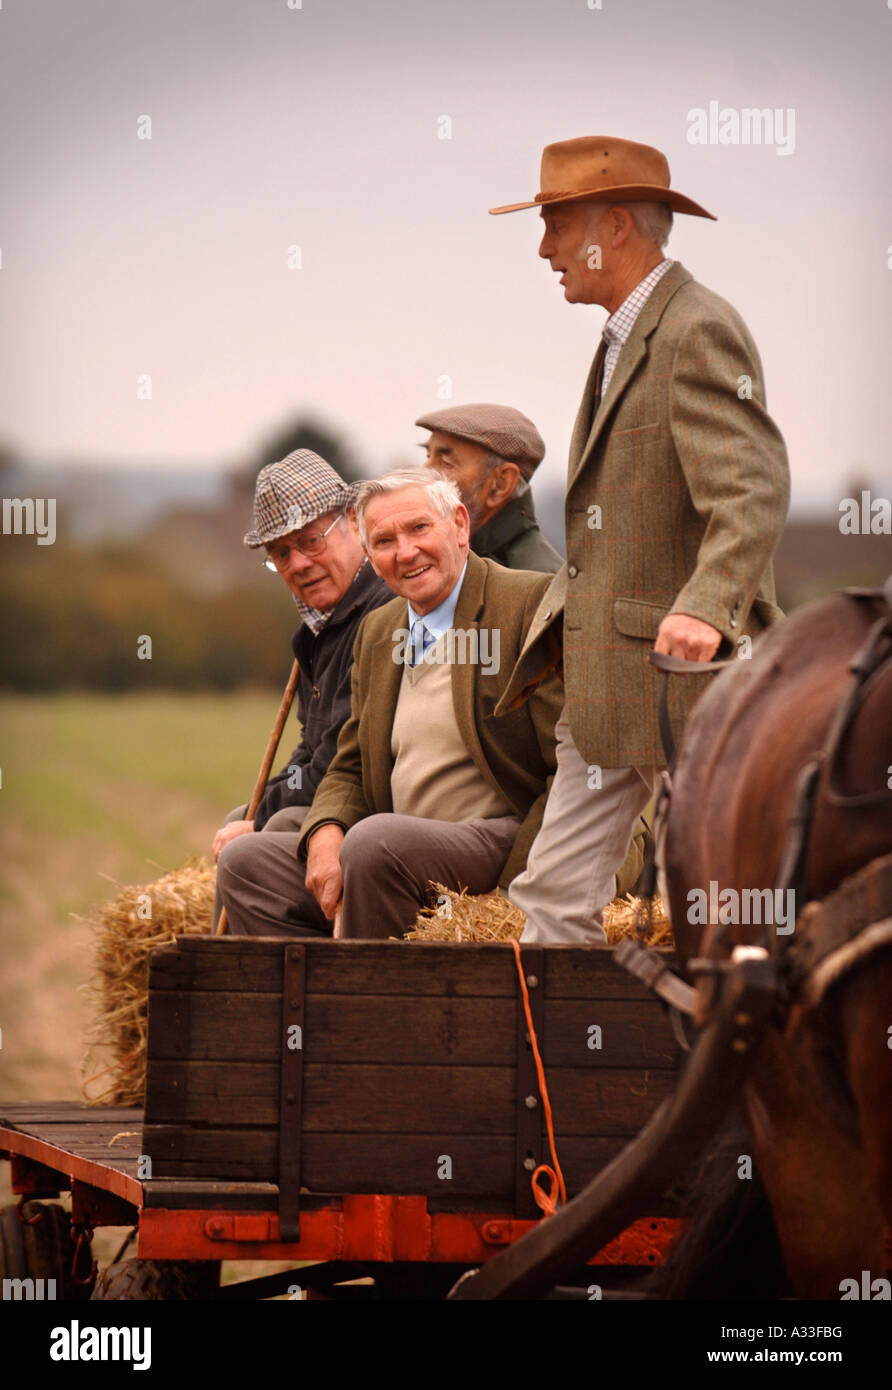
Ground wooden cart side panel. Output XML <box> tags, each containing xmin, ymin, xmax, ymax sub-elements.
<box><xmin>146</xmin><ymin>992</ymin><xmax>675</xmax><ymax>1066</ymax></box>
<box><xmin>149</xmin><ymin>937</ymin><xmax>670</xmax><ymax>1000</ymax></box>
<box><xmin>144</xmin><ymin>937</ymin><xmax>681</xmax><ymax>1208</ymax></box>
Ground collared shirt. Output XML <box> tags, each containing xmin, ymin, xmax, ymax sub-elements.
<box><xmin>601</xmin><ymin>257</ymin><xmax>675</xmax><ymax>396</ymax></box>
<box><xmin>292</xmin><ymin>556</ymin><xmax>369</xmax><ymax>634</ymax></box>
<box><xmin>407</xmin><ymin>558</ymin><xmax>468</xmax><ymax>659</ymax></box>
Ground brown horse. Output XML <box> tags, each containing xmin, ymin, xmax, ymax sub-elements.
<box><xmin>660</xmin><ymin>583</ymin><xmax>892</xmax><ymax>1298</ymax></box>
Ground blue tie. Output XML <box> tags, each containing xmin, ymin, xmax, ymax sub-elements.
<box><xmin>410</xmin><ymin>619</ymin><xmax>434</xmax><ymax>667</ymax></box>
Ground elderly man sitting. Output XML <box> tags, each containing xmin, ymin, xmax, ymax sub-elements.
<box><xmin>218</xmin><ymin>467</ymin><xmax>644</xmax><ymax>940</ymax></box>
<box><xmin>211</xmin><ymin>450</ymin><xmax>391</xmax><ymax>927</ymax></box>
<box><xmin>417</xmin><ymin>402</ymin><xmax>562</xmax><ymax>574</ymax></box>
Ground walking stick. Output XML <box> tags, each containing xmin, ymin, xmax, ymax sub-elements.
<box><xmin>216</xmin><ymin>658</ymin><xmax>301</xmax><ymax>935</ymax></box>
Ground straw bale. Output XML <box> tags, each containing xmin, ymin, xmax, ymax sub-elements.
<box><xmin>405</xmin><ymin>885</ymin><xmax>672</xmax><ymax>947</ymax></box>
<box><xmin>79</xmin><ymin>858</ymin><xmax>214</xmax><ymax>1106</ymax></box>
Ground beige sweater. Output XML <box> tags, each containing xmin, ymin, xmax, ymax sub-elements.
<box><xmin>390</xmin><ymin>638</ymin><xmax>514</xmax><ymax>822</ymax></box>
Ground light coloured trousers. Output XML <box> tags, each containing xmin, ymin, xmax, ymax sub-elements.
<box><xmin>509</xmin><ymin>710</ymin><xmax>662</xmax><ymax>944</ymax></box>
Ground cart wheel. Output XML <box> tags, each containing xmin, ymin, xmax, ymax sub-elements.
<box><xmin>90</xmin><ymin>1258</ymin><xmax>221</xmax><ymax>1301</ymax></box>
<box><xmin>0</xmin><ymin>1200</ymin><xmax>94</xmax><ymax>1300</ymax></box>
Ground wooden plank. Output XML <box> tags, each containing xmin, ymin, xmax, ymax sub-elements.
<box><xmin>142</xmin><ymin>1179</ymin><xmax>280</xmax><ymax>1210</ymax></box>
<box><xmin>149</xmin><ymin>943</ymin><xmax>283</xmax><ymax>994</ymax></box>
<box><xmin>145</xmin><ymin>1061</ymin><xmax>516</xmax><ymax>1131</ymax></box>
<box><xmin>0</xmin><ymin>1127</ymin><xmax>144</xmax><ymax>1206</ymax></box>
<box><xmin>143</xmin><ymin>1124</ymin><xmax>278</xmax><ymax>1180</ymax></box>
<box><xmin>158</xmin><ymin>936</ymin><xmax>670</xmax><ymax>999</ymax></box>
<box><xmin>139</xmin><ymin>1129</ymin><xmax>682</xmax><ymax>1206</ymax></box>
<box><xmin>0</xmin><ymin>1123</ymin><xmax>145</xmax><ymax>1173</ymax></box>
<box><xmin>548</xmin><ymin>1069</ymin><xmax>677</xmax><ymax>1135</ymax></box>
<box><xmin>148</xmin><ymin>992</ymin><xmax>514</xmax><ymax>1064</ymax></box>
<box><xmin>0</xmin><ymin>1103</ymin><xmax>144</xmax><ymax>1126</ymax></box>
<box><xmin>540</xmin><ymin>1000</ymin><xmax>678</xmax><ymax>1068</ymax></box>
<box><xmin>545</xmin><ymin>947</ymin><xmax>676</xmax><ymax>999</ymax></box>
<box><xmin>143</xmin><ymin>1059</ymin><xmax>674</xmax><ymax>1133</ymax></box>
<box><xmin>146</xmin><ymin>992</ymin><xmax>676</xmax><ymax>1067</ymax></box>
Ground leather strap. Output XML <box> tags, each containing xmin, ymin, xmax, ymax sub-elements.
<box><xmin>647</xmin><ymin>648</ymin><xmax>734</xmax><ymax>765</ymax></box>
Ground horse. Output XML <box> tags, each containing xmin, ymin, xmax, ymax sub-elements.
<box><xmin>657</xmin><ymin>581</ymin><xmax>892</xmax><ymax>1299</ymax></box>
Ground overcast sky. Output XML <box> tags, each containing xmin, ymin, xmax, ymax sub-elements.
<box><xmin>1</xmin><ymin>0</ymin><xmax>890</xmax><ymax>513</ymax></box>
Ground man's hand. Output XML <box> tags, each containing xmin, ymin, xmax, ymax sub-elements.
<box><xmin>212</xmin><ymin>818</ymin><xmax>254</xmax><ymax>861</ymax></box>
<box><xmin>305</xmin><ymin>824</ymin><xmax>345</xmax><ymax>921</ymax></box>
<box><xmin>654</xmin><ymin>613</ymin><xmax>722</xmax><ymax>662</ymax></box>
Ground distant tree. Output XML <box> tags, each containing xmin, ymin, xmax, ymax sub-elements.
<box><xmin>0</xmin><ymin>441</ymin><xmax>18</xmax><ymax>479</ymax></box>
<box><xmin>231</xmin><ymin>415</ymin><xmax>360</xmax><ymax>496</ymax></box>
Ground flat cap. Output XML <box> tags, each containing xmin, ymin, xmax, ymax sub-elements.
<box><xmin>415</xmin><ymin>402</ymin><xmax>545</xmax><ymax>470</ymax></box>
<box><xmin>244</xmin><ymin>449</ymin><xmax>359</xmax><ymax>548</ymax></box>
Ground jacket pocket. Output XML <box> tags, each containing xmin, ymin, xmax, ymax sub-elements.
<box><xmin>613</xmin><ymin>597</ymin><xmax>672</xmax><ymax>640</ymax></box>
<box><xmin>609</xmin><ymin>422</ymin><xmax>662</xmax><ymax>449</ymax></box>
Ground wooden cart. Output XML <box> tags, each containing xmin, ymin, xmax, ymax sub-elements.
<box><xmin>1</xmin><ymin>937</ymin><xmax>682</xmax><ymax>1300</ymax></box>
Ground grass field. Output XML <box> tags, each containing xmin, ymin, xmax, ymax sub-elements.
<box><xmin>0</xmin><ymin>691</ymin><xmax>285</xmax><ymax>1102</ymax></box>
<box><xmin>0</xmin><ymin>691</ymin><xmax>306</xmax><ymax>1285</ymax></box>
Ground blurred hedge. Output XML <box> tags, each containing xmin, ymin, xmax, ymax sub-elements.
<box><xmin>0</xmin><ymin>537</ymin><xmax>295</xmax><ymax>692</ymax></box>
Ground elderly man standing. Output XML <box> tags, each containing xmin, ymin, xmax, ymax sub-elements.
<box><xmin>218</xmin><ymin>466</ymin><xmax>573</xmax><ymax>940</ymax></box>
<box><xmin>488</xmin><ymin>135</ymin><xmax>790</xmax><ymax>943</ymax></box>
<box><xmin>211</xmin><ymin>450</ymin><xmax>391</xmax><ymax>927</ymax></box>
<box><xmin>417</xmin><ymin>402</ymin><xmax>562</xmax><ymax>574</ymax></box>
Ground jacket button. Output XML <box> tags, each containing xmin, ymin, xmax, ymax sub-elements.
<box><xmin>543</xmin><ymin>610</ymin><xmax>552</xmax><ymax>621</ymax></box>
<box><xmin>312</xmin><ymin>685</ymin><xmax>321</xmax><ymax>699</ymax></box>
<box><xmin>568</xmin><ymin>566</ymin><xmax>578</xmax><ymax>578</ymax></box>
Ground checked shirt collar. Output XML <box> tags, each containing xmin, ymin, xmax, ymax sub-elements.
<box><xmin>601</xmin><ymin>257</ymin><xmax>674</xmax><ymax>397</ymax></box>
<box><xmin>292</xmin><ymin>556</ymin><xmax>369</xmax><ymax>634</ymax></box>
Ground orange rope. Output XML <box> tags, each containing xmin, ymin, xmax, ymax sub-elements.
<box><xmin>510</xmin><ymin>938</ymin><xmax>567</xmax><ymax>1216</ymax></box>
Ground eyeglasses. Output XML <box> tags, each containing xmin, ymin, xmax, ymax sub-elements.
<box><xmin>263</xmin><ymin>515</ymin><xmax>342</xmax><ymax>571</ymax></box>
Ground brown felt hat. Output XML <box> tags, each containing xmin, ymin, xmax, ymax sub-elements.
<box><xmin>489</xmin><ymin>135</ymin><xmax>716</xmax><ymax>220</ymax></box>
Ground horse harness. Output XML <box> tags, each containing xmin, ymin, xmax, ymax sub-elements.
<box><xmin>619</xmin><ymin>577</ymin><xmax>892</xmax><ymax>1033</ymax></box>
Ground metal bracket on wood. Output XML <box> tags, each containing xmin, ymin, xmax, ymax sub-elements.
<box><xmin>278</xmin><ymin>944</ymin><xmax>305</xmax><ymax>1242</ymax></box>
<box><xmin>514</xmin><ymin>945</ymin><xmax>545</xmax><ymax>1219</ymax></box>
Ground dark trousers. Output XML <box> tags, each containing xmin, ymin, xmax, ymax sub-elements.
<box><xmin>216</xmin><ymin>812</ymin><xmax>520</xmax><ymax>941</ymax></box>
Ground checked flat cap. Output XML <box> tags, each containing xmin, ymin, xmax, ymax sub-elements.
<box><xmin>415</xmin><ymin>403</ymin><xmax>545</xmax><ymax>470</ymax></box>
<box><xmin>244</xmin><ymin>449</ymin><xmax>359</xmax><ymax>547</ymax></box>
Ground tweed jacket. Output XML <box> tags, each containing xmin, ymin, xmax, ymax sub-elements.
<box><xmin>471</xmin><ymin>491</ymin><xmax>564</xmax><ymax>574</ymax></box>
<box><xmin>497</xmin><ymin>261</ymin><xmax>790</xmax><ymax>767</ymax></box>
<box><xmin>298</xmin><ymin>551</ymin><xmax>563</xmax><ymax>889</ymax></box>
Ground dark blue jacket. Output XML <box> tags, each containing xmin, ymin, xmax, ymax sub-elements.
<box><xmin>253</xmin><ymin>561</ymin><xmax>392</xmax><ymax>828</ymax></box>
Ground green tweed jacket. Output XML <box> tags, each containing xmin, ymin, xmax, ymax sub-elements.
<box><xmin>298</xmin><ymin>552</ymin><xmax>564</xmax><ymax>889</ymax></box>
<box><xmin>497</xmin><ymin>261</ymin><xmax>791</xmax><ymax>767</ymax></box>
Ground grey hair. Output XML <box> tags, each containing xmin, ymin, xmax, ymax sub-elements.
<box><xmin>479</xmin><ymin>447</ymin><xmax>533</xmax><ymax>489</ymax></box>
<box><xmin>354</xmin><ymin>466</ymin><xmax>463</xmax><ymax>547</ymax></box>
<box><xmin>583</xmin><ymin>199</ymin><xmax>673</xmax><ymax>250</ymax></box>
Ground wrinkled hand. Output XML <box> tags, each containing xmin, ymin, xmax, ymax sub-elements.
<box><xmin>212</xmin><ymin>818</ymin><xmax>254</xmax><ymax>862</ymax></box>
<box><xmin>305</xmin><ymin>824</ymin><xmax>345</xmax><ymax>921</ymax></box>
<box><xmin>654</xmin><ymin>613</ymin><xmax>722</xmax><ymax>663</ymax></box>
